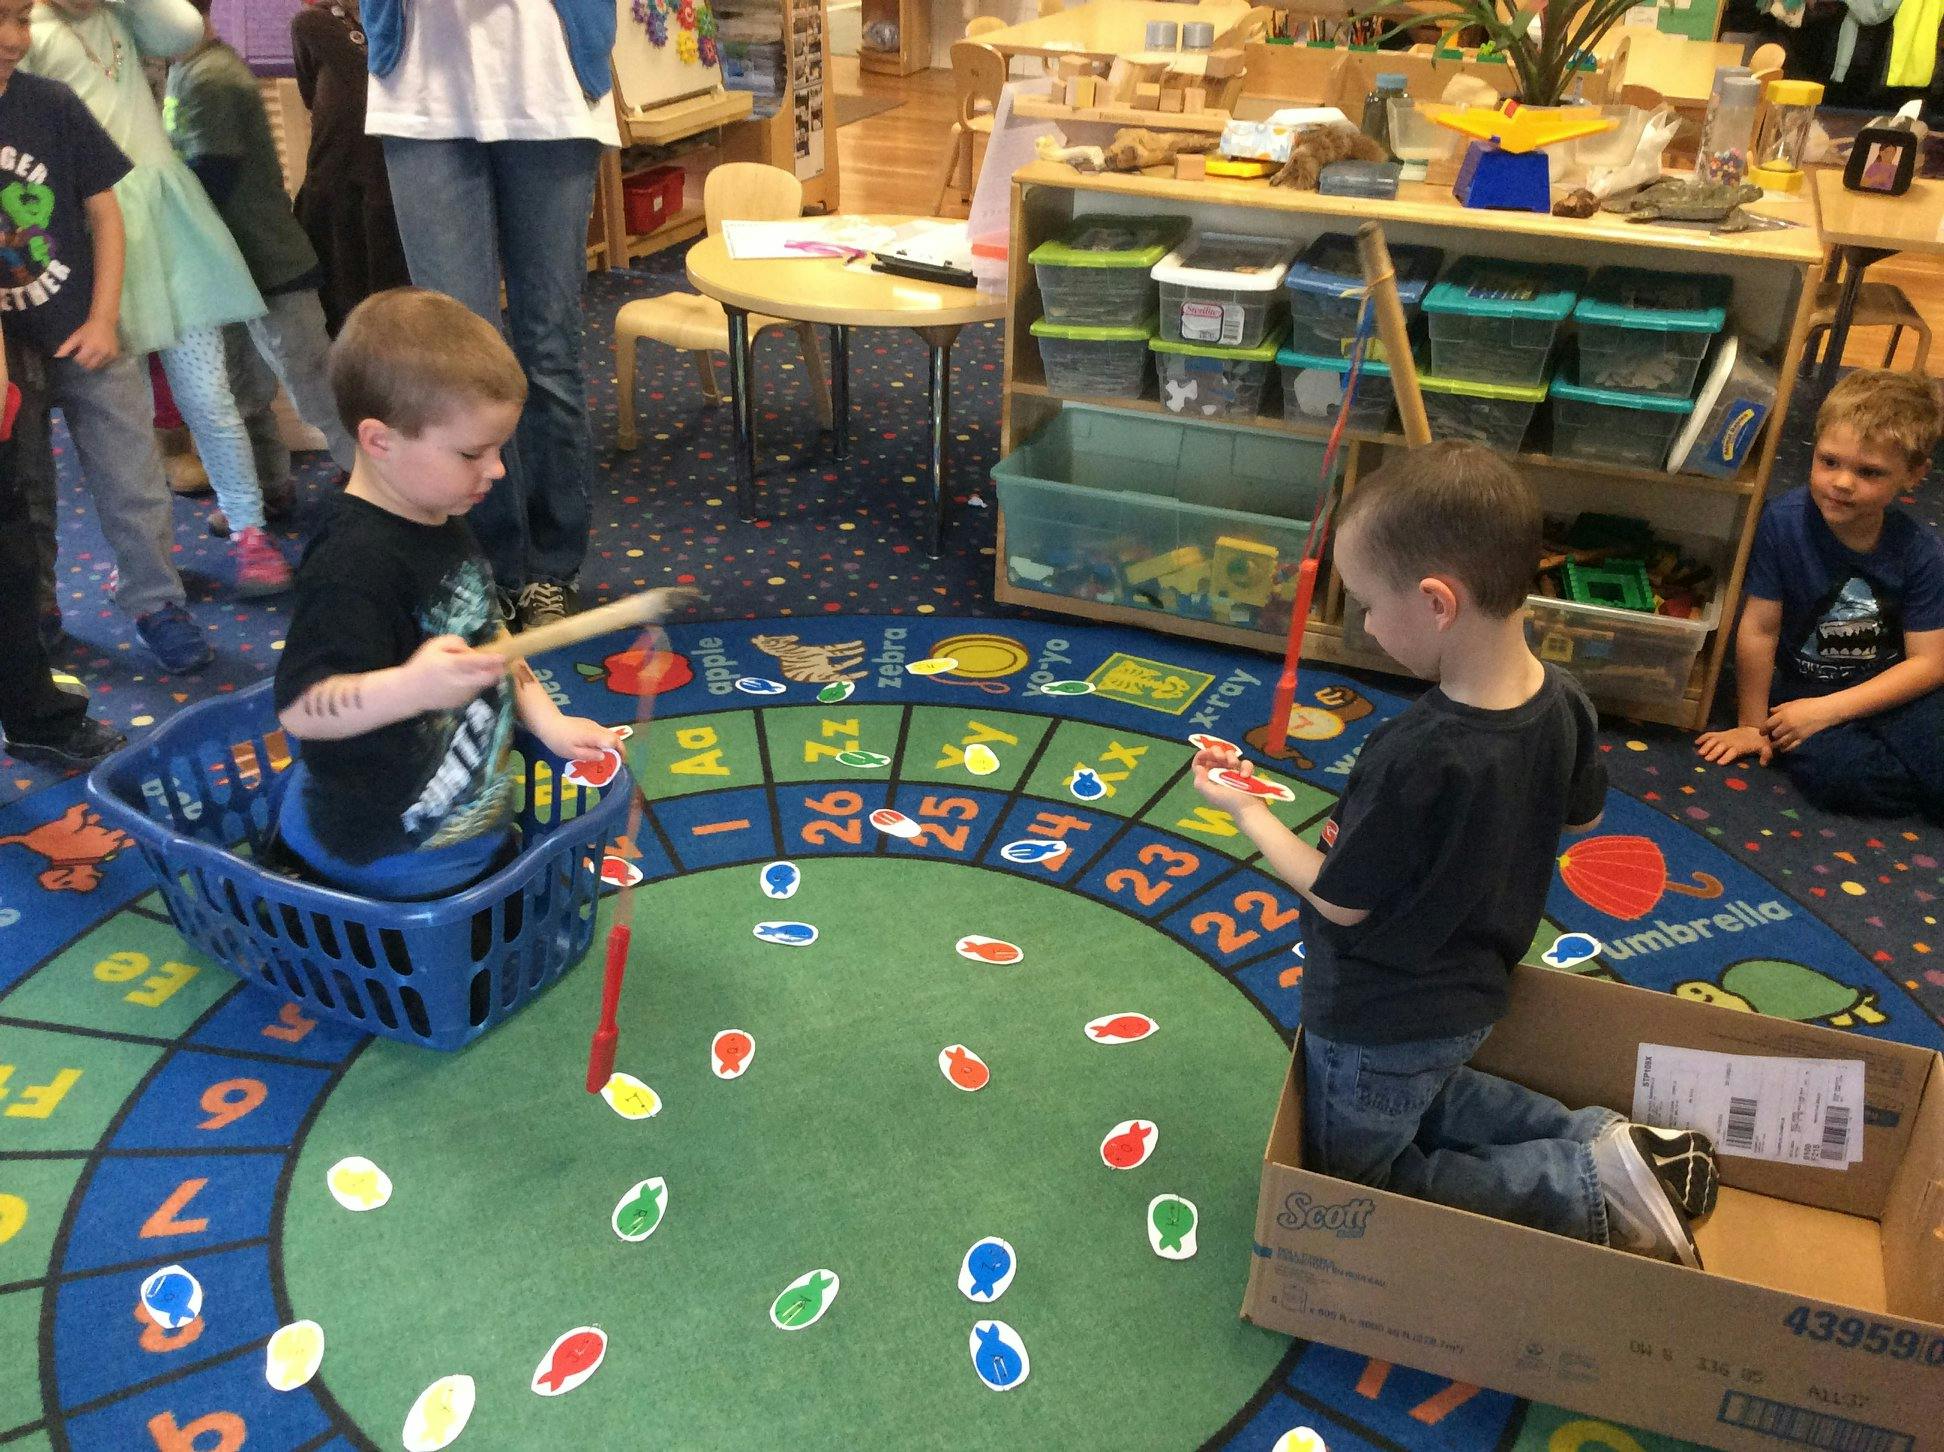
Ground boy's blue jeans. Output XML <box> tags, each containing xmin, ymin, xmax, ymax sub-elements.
<box><xmin>1303</xmin><ymin>1028</ymin><xmax>1620</xmax><ymax>1245</ymax></box>
<box><xmin>1773</xmin><ymin>676</ymin><xmax>1944</xmax><ymax>823</ymax></box>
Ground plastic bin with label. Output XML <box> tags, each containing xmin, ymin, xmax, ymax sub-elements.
<box><xmin>1668</xmin><ymin>337</ymin><xmax>1779</xmax><ymax>479</ymax></box>
<box><xmin>1423</xmin><ymin>257</ymin><xmax>1584</xmax><ymax>386</ymax></box>
<box><xmin>1150</xmin><ymin>328</ymin><xmax>1284</xmax><ymax>419</ymax></box>
<box><xmin>1030</xmin><ymin>316</ymin><xmax>1155</xmax><ymax>399</ymax></box>
<box><xmin>1419</xmin><ymin>370</ymin><xmax>1546</xmax><ymax>450</ymax></box>
<box><xmin>1029</xmin><ymin>215</ymin><xmax>1189</xmax><ymax>326</ymax></box>
<box><xmin>1548</xmin><ymin>374</ymin><xmax>1695</xmax><ymax>471</ymax></box>
<box><xmin>1152</xmin><ymin>233</ymin><xmax>1301</xmax><ymax>349</ymax></box>
<box><xmin>1572</xmin><ymin>267</ymin><xmax>1731</xmax><ymax>399</ymax></box>
<box><xmin>1282</xmin><ymin>232</ymin><xmax>1442</xmax><ymax>354</ymax></box>
<box><xmin>1275</xmin><ymin>344</ymin><xmax>1397</xmax><ymax>434</ymax></box>
<box><xmin>994</xmin><ymin>406</ymin><xmax>1331</xmax><ymax>629</ymax></box>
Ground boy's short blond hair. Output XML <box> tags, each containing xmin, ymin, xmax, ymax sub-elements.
<box><xmin>329</xmin><ymin>288</ymin><xmax>527</xmax><ymax>437</ymax></box>
<box><xmin>1337</xmin><ymin>440</ymin><xmax>1540</xmax><ymax>617</ymax></box>
<box><xmin>1816</xmin><ymin>368</ymin><xmax>1942</xmax><ymax>467</ymax></box>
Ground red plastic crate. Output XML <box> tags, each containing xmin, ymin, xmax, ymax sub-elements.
<box><xmin>623</xmin><ymin>166</ymin><xmax>686</xmax><ymax>235</ymax></box>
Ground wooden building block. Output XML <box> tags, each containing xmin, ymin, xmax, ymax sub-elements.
<box><xmin>1134</xmin><ymin>82</ymin><xmax>1162</xmax><ymax>109</ymax></box>
<box><xmin>1071</xmin><ymin>75</ymin><xmax>1098</xmax><ymax>107</ymax></box>
<box><xmin>1184</xmin><ymin>85</ymin><xmax>1207</xmax><ymax>112</ymax></box>
<box><xmin>1174</xmin><ymin>152</ymin><xmax>1207</xmax><ymax>180</ymax></box>
<box><xmin>1057</xmin><ymin>53</ymin><xmax>1091</xmax><ymax>80</ymax></box>
<box><xmin>1203</xmin><ymin>46</ymin><xmax>1246</xmax><ymax>78</ymax></box>
<box><xmin>1159</xmin><ymin>88</ymin><xmax>1184</xmax><ymax>112</ymax></box>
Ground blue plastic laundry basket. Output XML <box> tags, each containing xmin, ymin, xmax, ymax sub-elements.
<box><xmin>86</xmin><ymin>680</ymin><xmax>631</xmax><ymax>1051</ymax></box>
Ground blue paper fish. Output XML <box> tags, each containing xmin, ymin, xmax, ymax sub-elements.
<box><xmin>1542</xmin><ymin>932</ymin><xmax>1603</xmax><ymax>968</ymax></box>
<box><xmin>753</xmin><ymin>921</ymin><xmax>818</xmax><ymax>946</ymax></box>
<box><xmin>999</xmin><ymin>839</ymin><xmax>1068</xmax><ymax>865</ymax></box>
<box><xmin>971</xmin><ymin>1322</ymin><xmax>1027</xmax><ymax>1389</ymax></box>
<box><xmin>761</xmin><ymin>861</ymin><xmax>801</xmax><ymax>900</ymax></box>
<box><xmin>735</xmin><ymin>677</ymin><xmax>788</xmax><ymax>696</ymax></box>
<box><xmin>964</xmin><ymin>1239</ymin><xmax>1013</xmax><ymax>1299</ymax></box>
<box><xmin>1069</xmin><ymin>767</ymin><xmax>1106</xmax><ymax>801</ymax></box>
<box><xmin>140</xmin><ymin>1266</ymin><xmax>202</xmax><ymax>1330</ymax></box>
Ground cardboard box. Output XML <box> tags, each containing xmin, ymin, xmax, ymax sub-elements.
<box><xmin>1242</xmin><ymin>967</ymin><xmax>1944</xmax><ymax>1452</ymax></box>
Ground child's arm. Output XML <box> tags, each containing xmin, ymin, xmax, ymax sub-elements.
<box><xmin>279</xmin><ymin>635</ymin><xmax>508</xmax><ymax>741</ymax></box>
<box><xmin>1696</xmin><ymin>595</ymin><xmax>1782</xmax><ymax>765</ymax></box>
<box><xmin>1193</xmin><ymin>750</ymin><xmax>1368</xmax><ymax>926</ymax></box>
<box><xmin>509</xmin><ymin>659</ymin><xmax>621</xmax><ymax>762</ymax></box>
<box><xmin>54</xmin><ymin>190</ymin><xmax>125</xmax><ymax>371</ymax></box>
<box><xmin>120</xmin><ymin>0</ymin><xmax>207</xmax><ymax>61</ymax></box>
<box><xmin>1766</xmin><ymin>628</ymin><xmax>1944</xmax><ymax>752</ymax></box>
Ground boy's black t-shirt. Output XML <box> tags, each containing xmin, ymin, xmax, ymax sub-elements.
<box><xmin>274</xmin><ymin>494</ymin><xmax>516</xmax><ymax>866</ymax></box>
<box><xmin>1305</xmin><ymin>665</ymin><xmax>1607</xmax><ymax>1046</ymax></box>
<box><xmin>0</xmin><ymin>72</ymin><xmax>132</xmax><ymax>354</ymax></box>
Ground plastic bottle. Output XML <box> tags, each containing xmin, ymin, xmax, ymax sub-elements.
<box><xmin>1361</xmin><ymin>73</ymin><xmax>1408</xmax><ymax>159</ymax></box>
<box><xmin>1697</xmin><ymin>72</ymin><xmax>1761</xmax><ymax>186</ymax></box>
<box><xmin>1750</xmin><ymin>79</ymin><xmax>1825</xmax><ymax>192</ymax></box>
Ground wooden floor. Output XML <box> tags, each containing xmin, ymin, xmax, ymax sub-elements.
<box><xmin>832</xmin><ymin>61</ymin><xmax>1943</xmax><ymax>376</ymax></box>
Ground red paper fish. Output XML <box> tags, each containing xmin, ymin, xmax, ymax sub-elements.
<box><xmin>565</xmin><ymin>748</ymin><xmax>622</xmax><ymax>788</ymax></box>
<box><xmin>1101</xmin><ymin>1120</ymin><xmax>1155</xmax><ymax>1169</ymax></box>
<box><xmin>713</xmin><ymin>1030</ymin><xmax>753</xmax><ymax>1077</ymax></box>
<box><xmin>1087</xmin><ymin>1013</ymin><xmax>1157</xmax><ymax>1044</ymax></box>
<box><xmin>1188</xmin><ymin>732</ymin><xmax>1240</xmax><ymax>755</ymax></box>
<box><xmin>940</xmin><ymin>1044</ymin><xmax>989</xmax><ymax>1091</ymax></box>
<box><xmin>1208</xmin><ymin>767</ymin><xmax>1294</xmax><ymax>803</ymax></box>
<box><xmin>956</xmin><ymin>936</ymin><xmax>1023</xmax><ymax>965</ymax></box>
<box><xmin>600</xmin><ymin>855</ymin><xmax>643</xmax><ymax>888</ymax></box>
<box><xmin>534</xmin><ymin>1328</ymin><xmax>606</xmax><ymax>1393</ymax></box>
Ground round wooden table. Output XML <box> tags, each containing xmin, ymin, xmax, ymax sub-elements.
<box><xmin>685</xmin><ymin>219</ymin><xmax>1006</xmax><ymax>557</ymax></box>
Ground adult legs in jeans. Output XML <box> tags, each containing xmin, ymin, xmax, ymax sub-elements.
<box><xmin>1303</xmin><ymin>1028</ymin><xmax>1615</xmax><ymax>1245</ymax></box>
<box><xmin>160</xmin><ymin>326</ymin><xmax>268</xmax><ymax>535</ymax></box>
<box><xmin>383</xmin><ymin>136</ymin><xmax>601</xmax><ymax>590</ymax></box>
<box><xmin>238</xmin><ymin>291</ymin><xmax>357</xmax><ymax>474</ymax></box>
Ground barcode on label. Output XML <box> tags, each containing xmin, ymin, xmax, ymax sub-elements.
<box><xmin>1726</xmin><ymin>1096</ymin><xmax>1759</xmax><ymax>1150</ymax></box>
<box><xmin>1821</xmin><ymin>1104</ymin><xmax>1851</xmax><ymax>1162</ymax></box>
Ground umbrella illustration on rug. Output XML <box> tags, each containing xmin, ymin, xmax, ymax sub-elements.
<box><xmin>1557</xmin><ymin>835</ymin><xmax>1724</xmax><ymax>922</ymax></box>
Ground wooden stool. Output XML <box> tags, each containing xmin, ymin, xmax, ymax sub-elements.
<box><xmin>1807</xmin><ymin>279</ymin><xmax>1934</xmax><ymax>374</ymax></box>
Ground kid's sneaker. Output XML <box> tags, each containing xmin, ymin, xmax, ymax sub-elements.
<box><xmin>1594</xmin><ymin>1122</ymin><xmax>1720</xmax><ymax>1270</ymax></box>
<box><xmin>135</xmin><ymin>603</ymin><xmax>214</xmax><ymax>674</ymax></box>
<box><xmin>5</xmin><ymin>716</ymin><xmax>127</xmax><ymax>769</ymax></box>
<box><xmin>234</xmin><ymin>527</ymin><xmax>293</xmax><ymax>597</ymax></box>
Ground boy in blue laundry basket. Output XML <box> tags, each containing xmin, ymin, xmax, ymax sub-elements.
<box><xmin>1196</xmin><ymin>441</ymin><xmax>1722</xmax><ymax>1268</ymax></box>
<box><xmin>1696</xmin><ymin>369</ymin><xmax>1944</xmax><ymax>823</ymax></box>
<box><xmin>274</xmin><ymin>288</ymin><xmax>617</xmax><ymax>899</ymax></box>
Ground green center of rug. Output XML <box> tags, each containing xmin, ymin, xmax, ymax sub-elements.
<box><xmin>284</xmin><ymin>859</ymin><xmax>1293</xmax><ymax>1446</ymax></box>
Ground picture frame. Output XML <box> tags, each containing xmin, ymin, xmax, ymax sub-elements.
<box><xmin>1843</xmin><ymin>125</ymin><xmax>1918</xmax><ymax>196</ymax></box>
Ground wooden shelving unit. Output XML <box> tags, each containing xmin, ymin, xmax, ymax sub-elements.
<box><xmin>998</xmin><ymin>160</ymin><xmax>1826</xmax><ymax>731</ymax></box>
<box><xmin>857</xmin><ymin>0</ymin><xmax>929</xmax><ymax>76</ymax></box>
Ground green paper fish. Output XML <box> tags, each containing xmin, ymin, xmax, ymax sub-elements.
<box><xmin>771</xmin><ymin>1271</ymin><xmax>836</xmax><ymax>1328</ymax></box>
<box><xmin>835</xmin><ymin>750</ymin><xmax>890</xmax><ymax>769</ymax></box>
<box><xmin>1038</xmin><ymin>680</ymin><xmax>1095</xmax><ymax>696</ymax></box>
<box><xmin>818</xmin><ymin>680</ymin><xmax>856</xmax><ymax>703</ymax></box>
<box><xmin>1152</xmin><ymin>1196</ymin><xmax>1195</xmax><ymax>1251</ymax></box>
<box><xmin>616</xmin><ymin>1181</ymin><xmax>663</xmax><ymax>1238</ymax></box>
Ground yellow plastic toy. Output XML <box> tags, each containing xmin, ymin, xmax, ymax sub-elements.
<box><xmin>1431</xmin><ymin>100</ymin><xmax>1615</xmax><ymax>154</ymax></box>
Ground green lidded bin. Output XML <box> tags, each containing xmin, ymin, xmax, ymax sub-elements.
<box><xmin>1149</xmin><ymin>327</ymin><xmax>1285</xmax><ymax>420</ymax></box>
<box><xmin>1030</xmin><ymin>314</ymin><xmax>1157</xmax><ymax>399</ymax></box>
<box><xmin>1029</xmin><ymin>214</ymin><xmax>1191</xmax><ymax>326</ymax></box>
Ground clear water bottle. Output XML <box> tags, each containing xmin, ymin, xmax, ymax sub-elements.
<box><xmin>1361</xmin><ymin>73</ymin><xmax>1408</xmax><ymax>159</ymax></box>
<box><xmin>1698</xmin><ymin>72</ymin><xmax>1762</xmax><ymax>186</ymax></box>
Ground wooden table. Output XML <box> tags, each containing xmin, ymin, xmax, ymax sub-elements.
<box><xmin>1812</xmin><ymin>170</ymin><xmax>1944</xmax><ymax>385</ymax></box>
<box><xmin>686</xmin><ymin>220</ymin><xmax>1005</xmax><ymax>556</ymax></box>
<box><xmin>974</xmin><ymin>0</ymin><xmax>1249</xmax><ymax>60</ymax></box>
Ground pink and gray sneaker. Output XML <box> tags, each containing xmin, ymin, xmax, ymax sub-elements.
<box><xmin>233</xmin><ymin>527</ymin><xmax>292</xmax><ymax>597</ymax></box>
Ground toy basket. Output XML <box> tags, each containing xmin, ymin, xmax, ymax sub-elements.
<box><xmin>86</xmin><ymin>681</ymin><xmax>631</xmax><ymax>1052</ymax></box>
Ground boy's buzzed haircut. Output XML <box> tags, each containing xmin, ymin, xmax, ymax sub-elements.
<box><xmin>1817</xmin><ymin>368</ymin><xmax>1943</xmax><ymax>468</ymax></box>
<box><xmin>1337</xmin><ymin>440</ymin><xmax>1540</xmax><ymax>617</ymax></box>
<box><xmin>329</xmin><ymin>288</ymin><xmax>527</xmax><ymax>437</ymax></box>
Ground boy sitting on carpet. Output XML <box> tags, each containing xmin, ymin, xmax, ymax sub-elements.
<box><xmin>1696</xmin><ymin>369</ymin><xmax>1944</xmax><ymax>822</ymax></box>
<box><xmin>1195</xmin><ymin>442</ymin><xmax>1721</xmax><ymax>1268</ymax></box>
<box><xmin>274</xmin><ymin>289</ymin><xmax>616</xmax><ymax>898</ymax></box>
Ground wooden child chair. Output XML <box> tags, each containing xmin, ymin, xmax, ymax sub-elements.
<box><xmin>966</xmin><ymin>15</ymin><xmax>1004</xmax><ymax>37</ymax></box>
<box><xmin>613</xmin><ymin>163</ymin><xmax>833</xmax><ymax>450</ymax></box>
<box><xmin>929</xmin><ymin>40</ymin><xmax>1008</xmax><ymax>216</ymax></box>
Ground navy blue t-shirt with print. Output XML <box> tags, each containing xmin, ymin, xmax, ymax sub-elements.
<box><xmin>1743</xmin><ymin>487</ymin><xmax>1944</xmax><ymax>693</ymax></box>
<box><xmin>0</xmin><ymin>71</ymin><xmax>131</xmax><ymax>353</ymax></box>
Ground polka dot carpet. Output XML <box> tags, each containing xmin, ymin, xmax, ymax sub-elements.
<box><xmin>11</xmin><ymin>245</ymin><xmax>1943</xmax><ymax>1031</ymax></box>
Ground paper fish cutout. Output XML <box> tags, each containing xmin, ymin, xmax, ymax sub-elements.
<box><xmin>1148</xmin><ymin>1194</ymin><xmax>1199</xmax><ymax>1260</ymax></box>
<box><xmin>1270</xmin><ymin>1429</ymin><xmax>1330</xmax><ymax>1452</ymax></box>
<box><xmin>1541</xmin><ymin>932</ymin><xmax>1603</xmax><ymax>969</ymax></box>
<box><xmin>563</xmin><ymin>748</ymin><xmax>623</xmax><ymax>788</ymax></box>
<box><xmin>1188</xmin><ymin>732</ymin><xmax>1240</xmax><ymax>754</ymax></box>
<box><xmin>139</xmin><ymin>1265</ymin><xmax>202</xmax><ymax>1330</ymax></box>
<box><xmin>963</xmin><ymin>743</ymin><xmax>1000</xmax><ymax>776</ymax></box>
<box><xmin>403</xmin><ymin>1373</ymin><xmax>474</xmax><ymax>1452</ymax></box>
<box><xmin>712</xmin><ymin>1029</ymin><xmax>754</xmax><ymax>1079</ymax></box>
<box><xmin>1284</xmin><ymin>706</ymin><xmax>1346</xmax><ymax>742</ymax></box>
<box><xmin>969</xmin><ymin>1320</ymin><xmax>1031</xmax><ymax>1390</ymax></box>
<box><xmin>1086</xmin><ymin>1012</ymin><xmax>1158</xmax><ymax>1044</ymax></box>
<box><xmin>907</xmin><ymin>657</ymin><xmax>959</xmax><ymax>676</ymax></box>
<box><xmin>760</xmin><ymin>861</ymin><xmax>801</xmax><ymax>899</ymax></box>
<box><xmin>263</xmin><ymin>1319</ymin><xmax>325</xmax><ymax>1392</ymax></box>
<box><xmin>1101</xmin><ymin>1119</ymin><xmax>1157</xmax><ymax>1169</ymax></box>
<box><xmin>999</xmin><ymin>838</ymin><xmax>1069</xmax><ymax>865</ymax></box>
<box><xmin>955</xmin><ymin>935</ymin><xmax>1022</xmax><ymax>965</ymax></box>
<box><xmin>769</xmin><ymin>1269</ymin><xmax>839</xmax><ymax>1330</ymax></box>
<box><xmin>613</xmin><ymin>725</ymin><xmax>634</xmax><ymax>740</ymax></box>
<box><xmin>600</xmin><ymin>855</ymin><xmax>644</xmax><ymax>889</ymax></box>
<box><xmin>818</xmin><ymin>680</ymin><xmax>856</xmax><ymax>703</ymax></box>
<box><xmin>1068</xmin><ymin>767</ymin><xmax>1106</xmax><ymax>801</ymax></box>
<box><xmin>959</xmin><ymin>1237</ymin><xmax>1016</xmax><ymax>1302</ymax></box>
<box><xmin>938</xmin><ymin>1044</ymin><xmax>989</xmax><ymax>1091</ymax></box>
<box><xmin>836</xmin><ymin>749</ymin><xmax>892</xmax><ymax>769</ymax></box>
<box><xmin>599</xmin><ymin>1073</ymin><xmax>662</xmax><ymax>1120</ymax></box>
<box><xmin>1208</xmin><ymin>767</ymin><xmax>1294</xmax><ymax>803</ymax></box>
<box><xmin>1038</xmin><ymin>680</ymin><xmax>1094</xmax><ymax>696</ymax></box>
<box><xmin>753</xmin><ymin>921</ymin><xmax>818</xmax><ymax>946</ymax></box>
<box><xmin>734</xmin><ymin>677</ymin><xmax>788</xmax><ymax>696</ymax></box>
<box><xmin>531</xmin><ymin>1326</ymin><xmax>607</xmax><ymax>1396</ymax></box>
<box><xmin>326</xmin><ymin>1156</ymin><xmax>392</xmax><ymax>1212</ymax></box>
<box><xmin>611</xmin><ymin>1176</ymin><xmax>667</xmax><ymax>1241</ymax></box>
<box><xmin>869</xmin><ymin>809</ymin><xmax>921</xmax><ymax>839</ymax></box>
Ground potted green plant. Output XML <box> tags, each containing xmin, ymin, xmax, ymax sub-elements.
<box><xmin>1371</xmin><ymin>0</ymin><xmax>1641</xmax><ymax>106</ymax></box>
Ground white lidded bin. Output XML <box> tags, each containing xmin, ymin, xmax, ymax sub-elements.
<box><xmin>1151</xmin><ymin>233</ymin><xmax>1301</xmax><ymax>350</ymax></box>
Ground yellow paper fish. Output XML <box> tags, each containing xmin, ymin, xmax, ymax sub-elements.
<box><xmin>964</xmin><ymin>743</ymin><xmax>1000</xmax><ymax>776</ymax></box>
<box><xmin>404</xmin><ymin>1374</ymin><xmax>474</xmax><ymax>1452</ymax></box>
<box><xmin>326</xmin><ymin>1156</ymin><xmax>392</xmax><ymax>1212</ymax></box>
<box><xmin>599</xmin><ymin>1072</ymin><xmax>662</xmax><ymax>1121</ymax></box>
<box><xmin>906</xmin><ymin>656</ymin><xmax>959</xmax><ymax>676</ymax></box>
<box><xmin>265</xmin><ymin>1320</ymin><xmax>324</xmax><ymax>1392</ymax></box>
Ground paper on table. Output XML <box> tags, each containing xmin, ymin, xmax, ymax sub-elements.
<box><xmin>720</xmin><ymin>217</ymin><xmax>900</xmax><ymax>260</ymax></box>
<box><xmin>1633</xmin><ymin>1043</ymin><xmax>1865</xmax><ymax>1167</ymax></box>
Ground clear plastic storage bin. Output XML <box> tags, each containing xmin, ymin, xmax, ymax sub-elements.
<box><xmin>1419</xmin><ymin>370</ymin><xmax>1546</xmax><ymax>450</ymax></box>
<box><xmin>1572</xmin><ymin>267</ymin><xmax>1731</xmax><ymax>399</ymax></box>
<box><xmin>1276</xmin><ymin>344</ymin><xmax>1397</xmax><ymax>434</ymax></box>
<box><xmin>1548</xmin><ymin>374</ymin><xmax>1695</xmax><ymax>470</ymax></box>
<box><xmin>1150</xmin><ymin>329</ymin><xmax>1284</xmax><ymax>419</ymax></box>
<box><xmin>1029</xmin><ymin>215</ymin><xmax>1189</xmax><ymax>326</ymax></box>
<box><xmin>1423</xmin><ymin>257</ymin><xmax>1584</xmax><ymax>386</ymax></box>
<box><xmin>994</xmin><ymin>406</ymin><xmax>1332</xmax><ymax>629</ymax></box>
<box><xmin>1030</xmin><ymin>315</ymin><xmax>1155</xmax><ymax>399</ymax></box>
<box><xmin>1282</xmin><ymin>232</ymin><xmax>1442</xmax><ymax>354</ymax></box>
<box><xmin>1152</xmin><ymin>233</ymin><xmax>1301</xmax><ymax>349</ymax></box>
<box><xmin>1668</xmin><ymin>337</ymin><xmax>1779</xmax><ymax>479</ymax></box>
